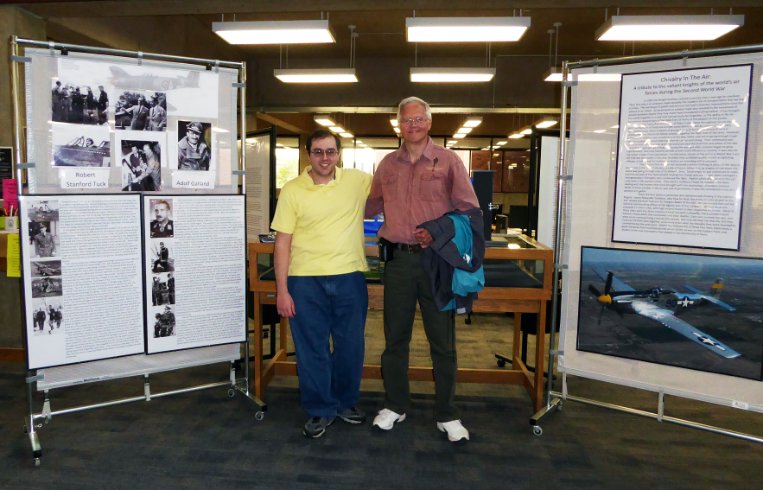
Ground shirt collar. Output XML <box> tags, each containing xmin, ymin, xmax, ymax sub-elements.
<box><xmin>398</xmin><ymin>137</ymin><xmax>436</xmax><ymax>164</ymax></box>
<box><xmin>300</xmin><ymin>166</ymin><xmax>343</xmax><ymax>187</ymax></box>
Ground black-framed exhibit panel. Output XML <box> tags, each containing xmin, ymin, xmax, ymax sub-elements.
<box><xmin>143</xmin><ymin>194</ymin><xmax>246</xmax><ymax>354</ymax></box>
<box><xmin>22</xmin><ymin>47</ymin><xmax>240</xmax><ymax>194</ymax></box>
<box><xmin>20</xmin><ymin>194</ymin><xmax>145</xmax><ymax>369</ymax></box>
<box><xmin>556</xmin><ymin>49</ymin><xmax>763</xmax><ymax>418</ymax></box>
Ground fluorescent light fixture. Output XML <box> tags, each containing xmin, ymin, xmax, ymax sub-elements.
<box><xmin>455</xmin><ymin>127</ymin><xmax>473</xmax><ymax>135</ymax></box>
<box><xmin>520</xmin><ymin>128</ymin><xmax>533</xmax><ymax>135</ymax></box>
<box><xmin>535</xmin><ymin>119</ymin><xmax>558</xmax><ymax>129</ymax></box>
<box><xmin>340</xmin><ymin>132</ymin><xmax>354</xmax><ymax>138</ymax></box>
<box><xmin>329</xmin><ymin>126</ymin><xmax>345</xmax><ymax>133</ymax></box>
<box><xmin>390</xmin><ymin>118</ymin><xmax>399</xmax><ymax>127</ymax></box>
<box><xmin>495</xmin><ymin>140</ymin><xmax>507</xmax><ymax>146</ymax></box>
<box><xmin>274</xmin><ymin>68</ymin><xmax>358</xmax><ymax>83</ymax></box>
<box><xmin>596</xmin><ymin>15</ymin><xmax>743</xmax><ymax>41</ymax></box>
<box><xmin>544</xmin><ymin>68</ymin><xmax>564</xmax><ymax>82</ymax></box>
<box><xmin>406</xmin><ymin>16</ymin><xmax>530</xmax><ymax>43</ymax></box>
<box><xmin>410</xmin><ymin>67</ymin><xmax>495</xmax><ymax>83</ymax></box>
<box><xmin>213</xmin><ymin>20</ymin><xmax>335</xmax><ymax>45</ymax></box>
<box><xmin>453</xmin><ymin>133</ymin><xmax>467</xmax><ymax>139</ymax></box>
<box><xmin>509</xmin><ymin>133</ymin><xmax>524</xmax><ymax>139</ymax></box>
<box><xmin>314</xmin><ymin>115</ymin><xmax>335</xmax><ymax>127</ymax></box>
<box><xmin>463</xmin><ymin>117</ymin><xmax>483</xmax><ymax>128</ymax></box>
<box><xmin>393</xmin><ymin>127</ymin><xmax>401</xmax><ymax>134</ymax></box>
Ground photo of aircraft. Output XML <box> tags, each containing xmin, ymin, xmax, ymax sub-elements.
<box><xmin>109</xmin><ymin>67</ymin><xmax>200</xmax><ymax>91</ymax></box>
<box><xmin>588</xmin><ymin>269</ymin><xmax>741</xmax><ymax>359</ymax></box>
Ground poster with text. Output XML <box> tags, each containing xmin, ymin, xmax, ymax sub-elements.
<box><xmin>20</xmin><ymin>194</ymin><xmax>145</xmax><ymax>369</ymax></box>
<box><xmin>143</xmin><ymin>194</ymin><xmax>246</xmax><ymax>354</ymax></box>
<box><xmin>613</xmin><ymin>65</ymin><xmax>752</xmax><ymax>250</ymax></box>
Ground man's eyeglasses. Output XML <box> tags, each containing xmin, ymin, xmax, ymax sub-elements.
<box><xmin>310</xmin><ymin>149</ymin><xmax>339</xmax><ymax>157</ymax></box>
<box><xmin>400</xmin><ymin>116</ymin><xmax>428</xmax><ymax>126</ymax></box>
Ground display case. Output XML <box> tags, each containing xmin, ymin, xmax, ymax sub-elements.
<box><xmin>248</xmin><ymin>234</ymin><xmax>553</xmax><ymax>412</ymax></box>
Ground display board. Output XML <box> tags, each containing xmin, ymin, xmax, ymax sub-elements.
<box><xmin>23</xmin><ymin>48</ymin><xmax>239</xmax><ymax>194</ymax></box>
<box><xmin>20</xmin><ymin>194</ymin><xmax>145</xmax><ymax>369</ymax></box>
<box><xmin>557</xmin><ymin>51</ymin><xmax>763</xmax><ymax>412</ymax></box>
<box><xmin>613</xmin><ymin>65</ymin><xmax>752</xmax><ymax>250</ymax></box>
<box><xmin>143</xmin><ymin>194</ymin><xmax>246</xmax><ymax>354</ymax></box>
<box><xmin>536</xmin><ymin>135</ymin><xmax>560</xmax><ymax>247</ymax></box>
<box><xmin>244</xmin><ymin>130</ymin><xmax>274</xmax><ymax>239</ymax></box>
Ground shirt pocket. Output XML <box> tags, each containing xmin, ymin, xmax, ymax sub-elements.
<box><xmin>381</xmin><ymin>173</ymin><xmax>399</xmax><ymax>201</ymax></box>
<box><xmin>419</xmin><ymin>171</ymin><xmax>446</xmax><ymax>202</ymax></box>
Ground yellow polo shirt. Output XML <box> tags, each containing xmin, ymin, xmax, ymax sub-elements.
<box><xmin>271</xmin><ymin>167</ymin><xmax>372</xmax><ymax>276</ymax></box>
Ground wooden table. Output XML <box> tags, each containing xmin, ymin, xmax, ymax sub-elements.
<box><xmin>248</xmin><ymin>237</ymin><xmax>553</xmax><ymax>412</ymax></box>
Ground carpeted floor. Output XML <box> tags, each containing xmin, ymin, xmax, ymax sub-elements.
<box><xmin>1</xmin><ymin>311</ymin><xmax>761</xmax><ymax>489</ymax></box>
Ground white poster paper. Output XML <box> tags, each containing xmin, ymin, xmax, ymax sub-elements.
<box><xmin>613</xmin><ymin>65</ymin><xmax>752</xmax><ymax>250</ymax></box>
<box><xmin>21</xmin><ymin>194</ymin><xmax>145</xmax><ymax>369</ymax></box>
<box><xmin>144</xmin><ymin>195</ymin><xmax>246</xmax><ymax>354</ymax></box>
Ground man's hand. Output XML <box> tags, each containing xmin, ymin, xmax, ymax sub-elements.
<box><xmin>276</xmin><ymin>291</ymin><xmax>296</xmax><ymax>318</ymax></box>
<box><xmin>413</xmin><ymin>228</ymin><xmax>433</xmax><ymax>248</ymax></box>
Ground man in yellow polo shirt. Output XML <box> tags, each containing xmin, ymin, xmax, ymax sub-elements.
<box><xmin>271</xmin><ymin>129</ymin><xmax>372</xmax><ymax>439</ymax></box>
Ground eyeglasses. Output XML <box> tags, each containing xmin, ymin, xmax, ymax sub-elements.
<box><xmin>310</xmin><ymin>149</ymin><xmax>339</xmax><ymax>157</ymax></box>
<box><xmin>400</xmin><ymin>116</ymin><xmax>429</xmax><ymax>126</ymax></box>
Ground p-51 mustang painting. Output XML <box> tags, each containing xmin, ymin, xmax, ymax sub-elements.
<box><xmin>577</xmin><ymin>247</ymin><xmax>763</xmax><ymax>381</ymax></box>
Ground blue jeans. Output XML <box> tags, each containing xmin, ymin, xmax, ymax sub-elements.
<box><xmin>288</xmin><ymin>272</ymin><xmax>368</xmax><ymax>418</ymax></box>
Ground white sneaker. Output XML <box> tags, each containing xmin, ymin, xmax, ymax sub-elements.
<box><xmin>437</xmin><ymin>419</ymin><xmax>470</xmax><ymax>442</ymax></box>
<box><xmin>372</xmin><ymin>408</ymin><xmax>406</xmax><ymax>431</ymax></box>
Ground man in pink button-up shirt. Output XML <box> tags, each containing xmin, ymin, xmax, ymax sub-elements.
<box><xmin>365</xmin><ymin>97</ymin><xmax>479</xmax><ymax>443</ymax></box>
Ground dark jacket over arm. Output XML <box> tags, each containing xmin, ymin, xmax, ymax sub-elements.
<box><xmin>419</xmin><ymin>207</ymin><xmax>486</xmax><ymax>313</ymax></box>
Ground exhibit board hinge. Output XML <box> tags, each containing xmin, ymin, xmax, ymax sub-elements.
<box><xmin>559</xmin><ymin>175</ymin><xmax>572</xmax><ymax>181</ymax></box>
<box><xmin>207</xmin><ymin>60</ymin><xmax>220</xmax><ymax>73</ymax></box>
<box><xmin>231</xmin><ymin>169</ymin><xmax>245</xmax><ymax>176</ymax></box>
<box><xmin>18</xmin><ymin>162</ymin><xmax>36</xmax><ymax>170</ymax></box>
<box><xmin>26</xmin><ymin>374</ymin><xmax>44</xmax><ymax>384</ymax></box>
<box><xmin>563</xmin><ymin>80</ymin><xmax>577</xmax><ymax>88</ymax></box>
<box><xmin>12</xmin><ymin>55</ymin><xmax>32</xmax><ymax>63</ymax></box>
<box><xmin>232</xmin><ymin>82</ymin><xmax>245</xmax><ymax>88</ymax></box>
<box><xmin>554</xmin><ymin>263</ymin><xmax>568</xmax><ymax>271</ymax></box>
<box><xmin>137</xmin><ymin>51</ymin><xmax>143</xmax><ymax>66</ymax></box>
<box><xmin>550</xmin><ymin>349</ymin><xmax>563</xmax><ymax>356</ymax></box>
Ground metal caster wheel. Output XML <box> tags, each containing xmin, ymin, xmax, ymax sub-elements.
<box><xmin>532</xmin><ymin>425</ymin><xmax>543</xmax><ymax>436</ymax></box>
<box><xmin>255</xmin><ymin>411</ymin><xmax>265</xmax><ymax>421</ymax></box>
<box><xmin>34</xmin><ymin>457</ymin><xmax>41</xmax><ymax>467</ymax></box>
<box><xmin>496</xmin><ymin>359</ymin><xmax>506</xmax><ymax>368</ymax></box>
<box><xmin>227</xmin><ymin>388</ymin><xmax>236</xmax><ymax>398</ymax></box>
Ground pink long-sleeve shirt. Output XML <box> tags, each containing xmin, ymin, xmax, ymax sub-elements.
<box><xmin>365</xmin><ymin>138</ymin><xmax>480</xmax><ymax>244</ymax></box>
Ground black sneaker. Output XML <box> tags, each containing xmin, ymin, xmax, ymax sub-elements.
<box><xmin>302</xmin><ymin>416</ymin><xmax>334</xmax><ymax>439</ymax></box>
<box><xmin>337</xmin><ymin>406</ymin><xmax>367</xmax><ymax>425</ymax></box>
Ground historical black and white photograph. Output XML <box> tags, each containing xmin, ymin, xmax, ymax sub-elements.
<box><xmin>52</xmin><ymin>125</ymin><xmax>110</xmax><ymax>167</ymax></box>
<box><xmin>30</xmin><ymin>260</ymin><xmax>62</xmax><ymax>277</ymax></box>
<box><xmin>177</xmin><ymin>120</ymin><xmax>212</xmax><ymax>171</ymax></box>
<box><xmin>31</xmin><ymin>276</ymin><xmax>63</xmax><ymax>298</ymax></box>
<box><xmin>149</xmin><ymin>198</ymin><xmax>173</xmax><ymax>238</ymax></box>
<box><xmin>577</xmin><ymin>246</ymin><xmax>763</xmax><ymax>381</ymax></box>
<box><xmin>51</xmin><ymin>80</ymin><xmax>109</xmax><ymax>125</ymax></box>
<box><xmin>27</xmin><ymin>200</ymin><xmax>60</xmax><ymax>259</ymax></box>
<box><xmin>152</xmin><ymin>305</ymin><xmax>176</xmax><ymax>338</ymax></box>
<box><xmin>115</xmin><ymin>90</ymin><xmax>167</xmax><ymax>131</ymax></box>
<box><xmin>31</xmin><ymin>298</ymin><xmax>63</xmax><ymax>336</ymax></box>
<box><xmin>150</xmin><ymin>239</ymin><xmax>174</xmax><ymax>273</ymax></box>
<box><xmin>151</xmin><ymin>272</ymin><xmax>175</xmax><ymax>306</ymax></box>
<box><xmin>119</xmin><ymin>139</ymin><xmax>162</xmax><ymax>191</ymax></box>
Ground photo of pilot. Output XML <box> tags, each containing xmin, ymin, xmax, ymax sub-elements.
<box><xmin>152</xmin><ymin>305</ymin><xmax>176</xmax><ymax>338</ymax></box>
<box><xmin>151</xmin><ymin>240</ymin><xmax>174</xmax><ymax>273</ymax></box>
<box><xmin>149</xmin><ymin>199</ymin><xmax>174</xmax><ymax>238</ymax></box>
<box><xmin>177</xmin><ymin>121</ymin><xmax>211</xmax><ymax>171</ymax></box>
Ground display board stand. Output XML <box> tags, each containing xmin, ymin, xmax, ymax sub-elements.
<box><xmin>530</xmin><ymin>44</ymin><xmax>763</xmax><ymax>444</ymax></box>
<box><xmin>10</xmin><ymin>37</ymin><xmax>265</xmax><ymax>467</ymax></box>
